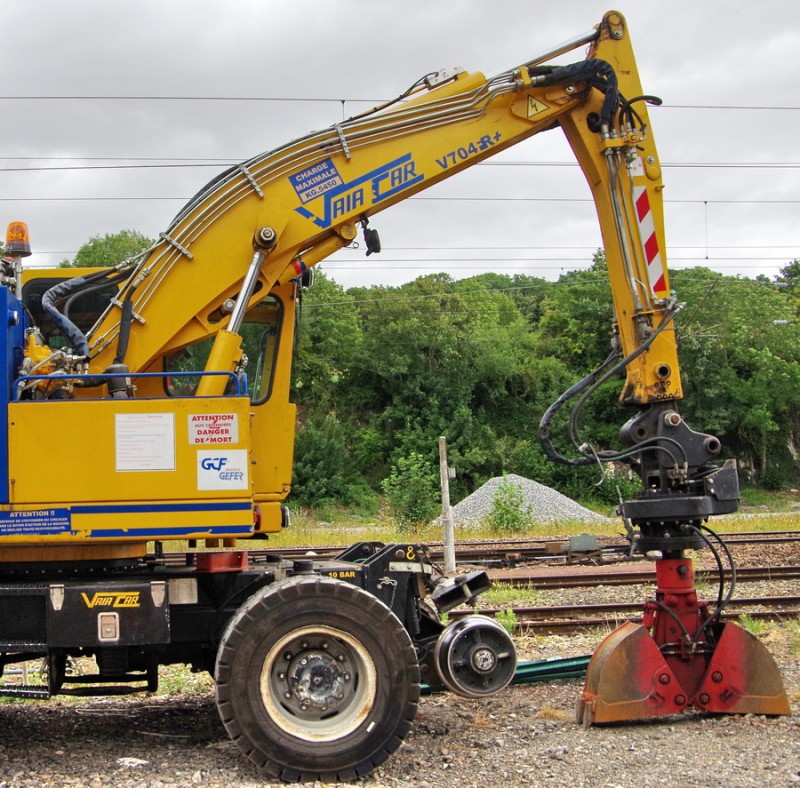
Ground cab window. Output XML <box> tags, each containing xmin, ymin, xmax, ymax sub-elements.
<box><xmin>164</xmin><ymin>295</ymin><xmax>283</xmax><ymax>402</ymax></box>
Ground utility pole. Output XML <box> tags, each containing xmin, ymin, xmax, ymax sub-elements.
<box><xmin>438</xmin><ymin>436</ymin><xmax>456</xmax><ymax>573</ymax></box>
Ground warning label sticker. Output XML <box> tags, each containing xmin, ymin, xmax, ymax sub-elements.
<box><xmin>188</xmin><ymin>413</ymin><xmax>239</xmax><ymax>445</ymax></box>
<box><xmin>527</xmin><ymin>96</ymin><xmax>549</xmax><ymax>118</ymax></box>
<box><xmin>288</xmin><ymin>158</ymin><xmax>344</xmax><ymax>204</ymax></box>
<box><xmin>116</xmin><ymin>412</ymin><xmax>175</xmax><ymax>472</ymax></box>
<box><xmin>0</xmin><ymin>509</ymin><xmax>72</xmax><ymax>536</ymax></box>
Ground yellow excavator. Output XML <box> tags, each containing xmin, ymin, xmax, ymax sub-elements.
<box><xmin>0</xmin><ymin>10</ymin><xmax>788</xmax><ymax>783</ymax></box>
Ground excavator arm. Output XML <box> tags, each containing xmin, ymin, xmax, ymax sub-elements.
<box><xmin>69</xmin><ymin>11</ymin><xmax>736</xmax><ymax>538</ymax></box>
<box><xmin>84</xmin><ymin>12</ymin><xmax>675</xmax><ymax>395</ymax></box>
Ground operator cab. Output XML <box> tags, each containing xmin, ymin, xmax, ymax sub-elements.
<box><xmin>21</xmin><ymin>270</ymin><xmax>119</xmax><ymax>350</ymax></box>
<box><xmin>164</xmin><ymin>294</ymin><xmax>284</xmax><ymax>402</ymax></box>
<box><xmin>20</xmin><ymin>268</ymin><xmax>288</xmax><ymax>407</ymax></box>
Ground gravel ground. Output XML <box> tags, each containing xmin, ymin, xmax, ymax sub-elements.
<box><xmin>0</xmin><ymin>538</ymin><xmax>795</xmax><ymax>787</ymax></box>
<box><xmin>0</xmin><ymin>598</ymin><xmax>796</xmax><ymax>787</ymax></box>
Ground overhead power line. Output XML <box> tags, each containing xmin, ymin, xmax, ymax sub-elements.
<box><xmin>322</xmin><ymin>260</ymin><xmax>796</xmax><ymax>271</ymax></box>
<box><xmin>481</xmin><ymin>161</ymin><xmax>800</xmax><ymax>169</ymax></box>
<box><xmin>3</xmin><ymin>160</ymin><xmax>800</xmax><ymax>174</ymax></box>
<box><xmin>0</xmin><ymin>96</ymin><xmax>797</xmax><ymax>112</ymax></box>
<box><xmin>659</xmin><ymin>104</ymin><xmax>800</xmax><ymax>111</ymax></box>
<box><xmin>33</xmin><ymin>244</ymin><xmax>799</xmax><ymax>257</ymax></box>
<box><xmin>0</xmin><ymin>95</ymin><xmax>377</xmax><ymax>104</ymax></box>
<box><xmin>4</xmin><ymin>195</ymin><xmax>800</xmax><ymax>208</ymax></box>
<box><xmin>0</xmin><ymin>156</ymin><xmax>236</xmax><ymax>163</ymax></box>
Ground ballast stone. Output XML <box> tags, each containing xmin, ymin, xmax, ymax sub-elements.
<box><xmin>447</xmin><ymin>474</ymin><xmax>608</xmax><ymax>525</ymax></box>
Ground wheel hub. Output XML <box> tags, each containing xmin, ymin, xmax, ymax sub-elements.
<box><xmin>433</xmin><ymin>615</ymin><xmax>516</xmax><ymax>698</ymax></box>
<box><xmin>261</xmin><ymin>624</ymin><xmax>377</xmax><ymax>742</ymax></box>
<box><xmin>469</xmin><ymin>645</ymin><xmax>498</xmax><ymax>674</ymax></box>
<box><xmin>287</xmin><ymin>650</ymin><xmax>349</xmax><ymax>712</ymax></box>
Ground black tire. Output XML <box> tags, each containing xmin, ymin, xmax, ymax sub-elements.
<box><xmin>214</xmin><ymin>575</ymin><xmax>420</xmax><ymax>783</ymax></box>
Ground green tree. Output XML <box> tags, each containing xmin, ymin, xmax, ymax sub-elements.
<box><xmin>290</xmin><ymin>253</ymin><xmax>800</xmax><ymax>511</ymax></box>
<box><xmin>530</xmin><ymin>251</ymin><xmax>622</xmax><ymax>460</ymax></box>
<box><xmin>536</xmin><ymin>250</ymin><xmax>613</xmax><ymax>374</ymax></box>
<box><xmin>775</xmin><ymin>259</ymin><xmax>800</xmax><ymax>308</ymax></box>
<box><xmin>291</xmin><ymin>413</ymin><xmax>374</xmax><ymax>508</ymax></box>
<box><xmin>292</xmin><ymin>269</ymin><xmax>363</xmax><ymax>410</ymax></box>
<box><xmin>466</xmin><ymin>272</ymin><xmax>550</xmax><ymax>326</ymax></box>
<box><xmin>342</xmin><ymin>273</ymin><xmax>547</xmax><ymax>495</ymax></box>
<box><xmin>672</xmin><ymin>267</ymin><xmax>800</xmax><ymax>485</ymax></box>
<box><xmin>60</xmin><ymin>229</ymin><xmax>153</xmax><ymax>267</ymax></box>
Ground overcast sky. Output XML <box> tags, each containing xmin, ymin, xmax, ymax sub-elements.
<box><xmin>3</xmin><ymin>0</ymin><xmax>799</xmax><ymax>290</ymax></box>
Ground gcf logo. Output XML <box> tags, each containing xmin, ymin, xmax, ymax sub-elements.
<box><xmin>201</xmin><ymin>457</ymin><xmax>227</xmax><ymax>472</ymax></box>
<box><xmin>197</xmin><ymin>450</ymin><xmax>248</xmax><ymax>491</ymax></box>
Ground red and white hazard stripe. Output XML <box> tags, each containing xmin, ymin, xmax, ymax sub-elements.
<box><xmin>634</xmin><ymin>186</ymin><xmax>666</xmax><ymax>295</ymax></box>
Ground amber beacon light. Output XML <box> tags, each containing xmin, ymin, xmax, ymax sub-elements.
<box><xmin>5</xmin><ymin>222</ymin><xmax>31</xmax><ymax>257</ymax></box>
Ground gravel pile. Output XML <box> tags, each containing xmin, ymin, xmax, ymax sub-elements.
<box><xmin>448</xmin><ymin>474</ymin><xmax>608</xmax><ymax>526</ymax></box>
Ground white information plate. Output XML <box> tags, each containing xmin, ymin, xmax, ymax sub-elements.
<box><xmin>115</xmin><ymin>413</ymin><xmax>176</xmax><ymax>472</ymax></box>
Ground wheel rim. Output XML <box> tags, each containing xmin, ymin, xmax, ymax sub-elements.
<box><xmin>433</xmin><ymin>615</ymin><xmax>516</xmax><ymax>698</ymax></box>
<box><xmin>260</xmin><ymin>624</ymin><xmax>377</xmax><ymax>742</ymax></box>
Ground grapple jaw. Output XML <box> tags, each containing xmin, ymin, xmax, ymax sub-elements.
<box><xmin>577</xmin><ymin>607</ymin><xmax>790</xmax><ymax>725</ymax></box>
<box><xmin>577</xmin><ymin>621</ymin><xmax>686</xmax><ymax>724</ymax></box>
<box><xmin>694</xmin><ymin>620</ymin><xmax>791</xmax><ymax>716</ymax></box>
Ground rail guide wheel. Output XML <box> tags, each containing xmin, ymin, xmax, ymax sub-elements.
<box><xmin>434</xmin><ymin>615</ymin><xmax>516</xmax><ymax>698</ymax></box>
<box><xmin>215</xmin><ymin>575</ymin><xmax>420</xmax><ymax>783</ymax></box>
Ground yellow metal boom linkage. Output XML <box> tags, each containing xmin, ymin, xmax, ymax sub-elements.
<box><xmin>87</xmin><ymin>11</ymin><xmax>678</xmax><ymax>407</ymax></box>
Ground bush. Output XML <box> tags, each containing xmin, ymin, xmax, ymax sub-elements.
<box><xmin>292</xmin><ymin>414</ymin><xmax>354</xmax><ymax>507</ymax></box>
<box><xmin>487</xmin><ymin>474</ymin><xmax>532</xmax><ymax>534</ymax></box>
<box><xmin>381</xmin><ymin>452</ymin><xmax>439</xmax><ymax>532</ymax></box>
<box><xmin>590</xmin><ymin>468</ymin><xmax>642</xmax><ymax>506</ymax></box>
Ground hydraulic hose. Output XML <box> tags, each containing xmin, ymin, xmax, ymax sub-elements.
<box><xmin>41</xmin><ymin>278</ymin><xmax>94</xmax><ymax>357</ymax></box>
<box><xmin>114</xmin><ymin>298</ymin><xmax>134</xmax><ymax>365</ymax></box>
<box><xmin>528</xmin><ymin>59</ymin><xmax>619</xmax><ymax>128</ymax></box>
<box><xmin>538</xmin><ymin>304</ymin><xmax>681</xmax><ymax>467</ymax></box>
<box><xmin>538</xmin><ymin>349</ymin><xmax>619</xmax><ymax>468</ymax></box>
<box><xmin>41</xmin><ymin>268</ymin><xmax>123</xmax><ymax>359</ymax></box>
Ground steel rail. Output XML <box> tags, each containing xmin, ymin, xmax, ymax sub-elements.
<box><xmin>487</xmin><ymin>564</ymin><xmax>800</xmax><ymax>588</ymax></box>
<box><xmin>156</xmin><ymin>531</ymin><xmax>800</xmax><ymax>569</ymax></box>
<box><xmin>450</xmin><ymin>596</ymin><xmax>800</xmax><ymax>634</ymax></box>
<box><xmin>452</xmin><ymin>595</ymin><xmax>800</xmax><ymax>622</ymax></box>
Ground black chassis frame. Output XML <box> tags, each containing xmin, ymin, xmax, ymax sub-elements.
<box><xmin>0</xmin><ymin>542</ymin><xmax>455</xmax><ymax>697</ymax></box>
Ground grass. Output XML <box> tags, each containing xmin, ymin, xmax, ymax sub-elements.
<box><xmin>739</xmin><ymin>487</ymin><xmax>800</xmax><ymax>509</ymax></box>
<box><xmin>246</xmin><ymin>506</ymin><xmax>800</xmax><ymax>552</ymax></box>
<box><xmin>494</xmin><ymin>608</ymin><xmax>519</xmax><ymax>635</ymax></box>
<box><xmin>534</xmin><ymin>706</ymin><xmax>574</xmax><ymax>722</ymax></box>
<box><xmin>784</xmin><ymin>619</ymin><xmax>800</xmax><ymax>657</ymax></box>
<box><xmin>738</xmin><ymin>613</ymin><xmax>767</xmax><ymax>636</ymax></box>
<box><xmin>156</xmin><ymin>665</ymin><xmax>214</xmax><ymax>696</ymax></box>
<box><xmin>258</xmin><ymin>508</ymin><xmax>618</xmax><ymax>551</ymax></box>
<box><xmin>483</xmin><ymin>583</ymin><xmax>542</xmax><ymax>608</ymax></box>
<box><xmin>148</xmin><ymin>487</ymin><xmax>800</xmax><ymax>556</ymax></box>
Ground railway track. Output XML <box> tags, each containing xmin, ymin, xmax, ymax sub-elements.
<box><xmin>486</xmin><ymin>563</ymin><xmax>800</xmax><ymax>588</ymax></box>
<box><xmin>203</xmin><ymin>530</ymin><xmax>800</xmax><ymax>568</ymax></box>
<box><xmin>452</xmin><ymin>594</ymin><xmax>800</xmax><ymax>634</ymax></box>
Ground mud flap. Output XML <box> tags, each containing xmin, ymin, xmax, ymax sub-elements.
<box><xmin>693</xmin><ymin>622</ymin><xmax>790</xmax><ymax>716</ymax></box>
<box><xmin>576</xmin><ymin>622</ymin><xmax>688</xmax><ymax>725</ymax></box>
